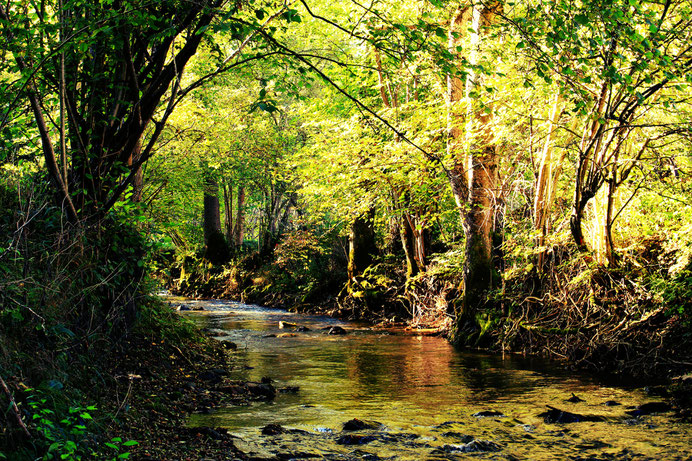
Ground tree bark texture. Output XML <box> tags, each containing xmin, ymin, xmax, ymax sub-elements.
<box><xmin>223</xmin><ymin>181</ymin><xmax>234</xmax><ymax>244</ymax></box>
<box><xmin>348</xmin><ymin>209</ymin><xmax>378</xmax><ymax>287</ymax></box>
<box><xmin>234</xmin><ymin>186</ymin><xmax>245</xmax><ymax>247</ymax></box>
<box><xmin>446</xmin><ymin>1</ymin><xmax>503</xmax><ymax>340</ymax></box>
<box><xmin>534</xmin><ymin>94</ymin><xmax>564</xmax><ymax>270</ymax></box>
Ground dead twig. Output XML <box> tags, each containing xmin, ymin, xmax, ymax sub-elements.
<box><xmin>0</xmin><ymin>375</ymin><xmax>31</xmax><ymax>439</ymax></box>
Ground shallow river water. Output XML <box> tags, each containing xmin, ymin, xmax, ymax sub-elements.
<box><xmin>180</xmin><ymin>299</ymin><xmax>691</xmax><ymax>460</ymax></box>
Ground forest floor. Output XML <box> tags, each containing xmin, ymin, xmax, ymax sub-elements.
<box><xmin>104</xmin><ymin>332</ymin><xmax>251</xmax><ymax>460</ymax></box>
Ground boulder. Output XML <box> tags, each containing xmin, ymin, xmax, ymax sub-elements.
<box><xmin>326</xmin><ymin>326</ymin><xmax>347</xmax><ymax>335</ymax></box>
<box><xmin>335</xmin><ymin>434</ymin><xmax>376</xmax><ymax>445</ymax></box>
<box><xmin>342</xmin><ymin>418</ymin><xmax>382</xmax><ymax>431</ymax></box>
<box><xmin>434</xmin><ymin>440</ymin><xmax>502</xmax><ymax>454</ymax></box>
<box><xmin>472</xmin><ymin>410</ymin><xmax>506</xmax><ymax>418</ymax></box>
<box><xmin>538</xmin><ymin>405</ymin><xmax>605</xmax><ymax>423</ymax></box>
<box><xmin>246</xmin><ymin>382</ymin><xmax>276</xmax><ymax>400</ymax></box>
<box><xmin>565</xmin><ymin>393</ymin><xmax>585</xmax><ymax>403</ymax></box>
<box><xmin>220</xmin><ymin>340</ymin><xmax>237</xmax><ymax>350</ymax></box>
<box><xmin>625</xmin><ymin>401</ymin><xmax>671</xmax><ymax>416</ymax></box>
<box><xmin>261</xmin><ymin>423</ymin><xmax>286</xmax><ymax>435</ymax></box>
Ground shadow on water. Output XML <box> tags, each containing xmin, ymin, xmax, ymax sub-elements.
<box><xmin>178</xmin><ymin>299</ymin><xmax>691</xmax><ymax>460</ymax></box>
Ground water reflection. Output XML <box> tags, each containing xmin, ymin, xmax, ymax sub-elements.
<box><xmin>181</xmin><ymin>300</ymin><xmax>691</xmax><ymax>460</ymax></box>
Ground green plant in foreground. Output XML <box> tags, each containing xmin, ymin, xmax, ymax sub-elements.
<box><xmin>24</xmin><ymin>389</ymin><xmax>138</xmax><ymax>460</ymax></box>
<box><xmin>104</xmin><ymin>437</ymin><xmax>139</xmax><ymax>460</ymax></box>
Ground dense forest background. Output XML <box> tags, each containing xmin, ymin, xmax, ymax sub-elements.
<box><xmin>1</xmin><ymin>0</ymin><xmax>691</xmax><ymax>457</ymax></box>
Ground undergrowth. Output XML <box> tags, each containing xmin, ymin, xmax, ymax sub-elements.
<box><xmin>0</xmin><ymin>177</ymin><xmax>201</xmax><ymax>460</ymax></box>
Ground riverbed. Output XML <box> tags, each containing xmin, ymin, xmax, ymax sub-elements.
<box><xmin>178</xmin><ymin>299</ymin><xmax>691</xmax><ymax>460</ymax></box>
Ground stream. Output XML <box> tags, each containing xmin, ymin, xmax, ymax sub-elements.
<box><xmin>178</xmin><ymin>299</ymin><xmax>691</xmax><ymax>460</ymax></box>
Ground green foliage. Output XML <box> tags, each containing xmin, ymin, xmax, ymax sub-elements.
<box><xmin>425</xmin><ymin>249</ymin><xmax>466</xmax><ymax>281</ymax></box>
<box><xmin>0</xmin><ymin>172</ymin><xmax>156</xmax><ymax>459</ymax></box>
<box><xmin>133</xmin><ymin>296</ymin><xmax>200</xmax><ymax>344</ymax></box>
<box><xmin>21</xmin><ymin>389</ymin><xmax>137</xmax><ymax>461</ymax></box>
<box><xmin>273</xmin><ymin>229</ymin><xmax>325</xmax><ymax>285</ymax></box>
<box><xmin>25</xmin><ymin>389</ymin><xmax>96</xmax><ymax>460</ymax></box>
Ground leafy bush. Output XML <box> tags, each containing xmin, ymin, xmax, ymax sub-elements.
<box><xmin>16</xmin><ymin>388</ymin><xmax>138</xmax><ymax>461</ymax></box>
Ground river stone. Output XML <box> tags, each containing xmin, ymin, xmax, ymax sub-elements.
<box><xmin>220</xmin><ymin>340</ymin><xmax>237</xmax><ymax>350</ymax></box>
<box><xmin>296</xmin><ymin>326</ymin><xmax>311</xmax><ymax>332</ymax></box>
<box><xmin>327</xmin><ymin>326</ymin><xmax>347</xmax><ymax>335</ymax></box>
<box><xmin>565</xmin><ymin>393</ymin><xmax>585</xmax><ymax>403</ymax></box>
<box><xmin>335</xmin><ymin>434</ymin><xmax>376</xmax><ymax>445</ymax></box>
<box><xmin>472</xmin><ymin>410</ymin><xmax>506</xmax><ymax>418</ymax></box>
<box><xmin>247</xmin><ymin>382</ymin><xmax>276</xmax><ymax>400</ymax></box>
<box><xmin>625</xmin><ymin>401</ymin><xmax>671</xmax><ymax>416</ymax></box>
<box><xmin>604</xmin><ymin>400</ymin><xmax>621</xmax><ymax>406</ymax></box>
<box><xmin>538</xmin><ymin>405</ymin><xmax>605</xmax><ymax>423</ymax></box>
<box><xmin>434</xmin><ymin>440</ymin><xmax>502</xmax><ymax>454</ymax></box>
<box><xmin>459</xmin><ymin>440</ymin><xmax>502</xmax><ymax>452</ymax></box>
<box><xmin>342</xmin><ymin>418</ymin><xmax>382</xmax><ymax>431</ymax></box>
<box><xmin>261</xmin><ymin>423</ymin><xmax>286</xmax><ymax>435</ymax></box>
<box><xmin>178</xmin><ymin>304</ymin><xmax>191</xmax><ymax>311</ymax></box>
<box><xmin>433</xmin><ymin>421</ymin><xmax>463</xmax><ymax>429</ymax></box>
<box><xmin>205</xmin><ymin>328</ymin><xmax>227</xmax><ymax>336</ymax></box>
<box><xmin>516</xmin><ymin>424</ymin><xmax>535</xmax><ymax>433</ymax></box>
<box><xmin>279</xmin><ymin>321</ymin><xmax>297</xmax><ymax>329</ymax></box>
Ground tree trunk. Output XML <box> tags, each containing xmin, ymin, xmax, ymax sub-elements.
<box><xmin>400</xmin><ymin>217</ymin><xmax>419</xmax><ymax>281</ymax></box>
<box><xmin>406</xmin><ymin>213</ymin><xmax>428</xmax><ymax>272</ymax></box>
<box><xmin>234</xmin><ymin>185</ymin><xmax>245</xmax><ymax>247</ymax></box>
<box><xmin>223</xmin><ymin>181</ymin><xmax>234</xmax><ymax>245</ymax></box>
<box><xmin>128</xmin><ymin>140</ymin><xmax>144</xmax><ymax>203</ymax></box>
<box><xmin>203</xmin><ymin>169</ymin><xmax>228</xmax><ymax>264</ymax></box>
<box><xmin>446</xmin><ymin>1</ymin><xmax>502</xmax><ymax>341</ymax></box>
<box><xmin>373</xmin><ymin>46</ymin><xmax>391</xmax><ymax>108</ymax></box>
<box><xmin>347</xmin><ymin>209</ymin><xmax>377</xmax><ymax>288</ymax></box>
<box><xmin>462</xmin><ymin>144</ymin><xmax>498</xmax><ymax>315</ymax></box>
<box><xmin>570</xmin><ymin>81</ymin><xmax>609</xmax><ymax>253</ymax></box>
<box><xmin>446</xmin><ymin>6</ymin><xmax>472</xmax><ymax>211</ymax></box>
<box><xmin>534</xmin><ymin>94</ymin><xmax>564</xmax><ymax>269</ymax></box>
<box><xmin>203</xmin><ymin>173</ymin><xmax>222</xmax><ymax>244</ymax></box>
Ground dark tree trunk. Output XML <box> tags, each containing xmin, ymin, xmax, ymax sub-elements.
<box><xmin>203</xmin><ymin>170</ymin><xmax>229</xmax><ymax>264</ymax></box>
<box><xmin>128</xmin><ymin>140</ymin><xmax>143</xmax><ymax>203</ymax></box>
<box><xmin>203</xmin><ymin>173</ymin><xmax>221</xmax><ymax>244</ymax></box>
<box><xmin>234</xmin><ymin>186</ymin><xmax>245</xmax><ymax>247</ymax></box>
<box><xmin>462</xmin><ymin>145</ymin><xmax>498</xmax><ymax>314</ymax></box>
<box><xmin>347</xmin><ymin>209</ymin><xmax>378</xmax><ymax>288</ymax></box>
<box><xmin>446</xmin><ymin>2</ymin><xmax>503</xmax><ymax>344</ymax></box>
<box><xmin>384</xmin><ymin>216</ymin><xmax>402</xmax><ymax>255</ymax></box>
<box><xmin>223</xmin><ymin>181</ymin><xmax>234</xmax><ymax>246</ymax></box>
<box><xmin>400</xmin><ymin>217</ymin><xmax>419</xmax><ymax>281</ymax></box>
